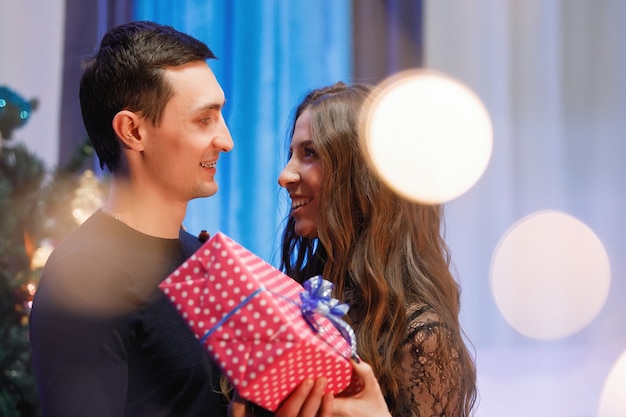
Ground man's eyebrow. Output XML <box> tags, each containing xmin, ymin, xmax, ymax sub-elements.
<box><xmin>193</xmin><ymin>99</ymin><xmax>227</xmax><ymax>113</ymax></box>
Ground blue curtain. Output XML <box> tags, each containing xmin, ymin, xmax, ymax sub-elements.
<box><xmin>133</xmin><ymin>0</ymin><xmax>352</xmax><ymax>264</ymax></box>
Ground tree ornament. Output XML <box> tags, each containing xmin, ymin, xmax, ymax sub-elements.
<box><xmin>0</xmin><ymin>86</ymin><xmax>38</xmax><ymax>144</ymax></box>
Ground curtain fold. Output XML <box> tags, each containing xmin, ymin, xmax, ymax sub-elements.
<box><xmin>134</xmin><ymin>0</ymin><xmax>352</xmax><ymax>263</ymax></box>
<box><xmin>352</xmin><ymin>0</ymin><xmax>424</xmax><ymax>85</ymax></box>
<box><xmin>60</xmin><ymin>0</ymin><xmax>134</xmax><ymax>170</ymax></box>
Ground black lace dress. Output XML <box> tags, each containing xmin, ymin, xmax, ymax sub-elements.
<box><xmin>393</xmin><ymin>304</ymin><xmax>464</xmax><ymax>417</ymax></box>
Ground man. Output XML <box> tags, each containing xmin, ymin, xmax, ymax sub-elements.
<box><xmin>29</xmin><ymin>21</ymin><xmax>233</xmax><ymax>417</ymax></box>
<box><xmin>30</xmin><ymin>20</ymin><xmax>377</xmax><ymax>417</ymax></box>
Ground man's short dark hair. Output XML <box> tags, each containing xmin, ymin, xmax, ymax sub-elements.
<box><xmin>79</xmin><ymin>21</ymin><xmax>217</xmax><ymax>172</ymax></box>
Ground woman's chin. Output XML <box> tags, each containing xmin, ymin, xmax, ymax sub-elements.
<box><xmin>294</xmin><ymin>223</ymin><xmax>318</xmax><ymax>239</ymax></box>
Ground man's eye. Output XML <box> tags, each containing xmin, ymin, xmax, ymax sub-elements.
<box><xmin>200</xmin><ymin>114</ymin><xmax>216</xmax><ymax>124</ymax></box>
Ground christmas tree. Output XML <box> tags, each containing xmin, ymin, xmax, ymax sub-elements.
<box><xmin>0</xmin><ymin>85</ymin><xmax>106</xmax><ymax>416</ymax></box>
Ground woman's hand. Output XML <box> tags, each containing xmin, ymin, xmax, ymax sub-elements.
<box><xmin>228</xmin><ymin>378</ymin><xmax>333</xmax><ymax>417</ymax></box>
<box><xmin>275</xmin><ymin>378</ymin><xmax>333</xmax><ymax>417</ymax></box>
<box><xmin>332</xmin><ymin>359</ymin><xmax>392</xmax><ymax>417</ymax></box>
<box><xmin>229</xmin><ymin>359</ymin><xmax>389</xmax><ymax>417</ymax></box>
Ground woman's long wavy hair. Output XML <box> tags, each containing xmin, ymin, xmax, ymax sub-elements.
<box><xmin>280</xmin><ymin>82</ymin><xmax>476</xmax><ymax>415</ymax></box>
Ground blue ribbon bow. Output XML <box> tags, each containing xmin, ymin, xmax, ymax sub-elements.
<box><xmin>300</xmin><ymin>275</ymin><xmax>357</xmax><ymax>356</ymax></box>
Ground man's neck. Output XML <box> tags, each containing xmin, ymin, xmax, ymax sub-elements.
<box><xmin>104</xmin><ymin>179</ymin><xmax>187</xmax><ymax>239</ymax></box>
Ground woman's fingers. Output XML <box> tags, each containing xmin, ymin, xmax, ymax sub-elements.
<box><xmin>351</xmin><ymin>359</ymin><xmax>380</xmax><ymax>393</ymax></box>
<box><xmin>332</xmin><ymin>359</ymin><xmax>391</xmax><ymax>417</ymax></box>
<box><xmin>275</xmin><ymin>378</ymin><xmax>333</xmax><ymax>417</ymax></box>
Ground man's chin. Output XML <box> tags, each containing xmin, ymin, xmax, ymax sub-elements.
<box><xmin>192</xmin><ymin>184</ymin><xmax>218</xmax><ymax>199</ymax></box>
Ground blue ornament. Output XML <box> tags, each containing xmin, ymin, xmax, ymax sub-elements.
<box><xmin>0</xmin><ymin>85</ymin><xmax>38</xmax><ymax>140</ymax></box>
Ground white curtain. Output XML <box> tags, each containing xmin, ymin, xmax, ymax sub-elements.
<box><xmin>0</xmin><ymin>0</ymin><xmax>65</xmax><ymax>169</ymax></box>
<box><xmin>425</xmin><ymin>1</ymin><xmax>626</xmax><ymax>416</ymax></box>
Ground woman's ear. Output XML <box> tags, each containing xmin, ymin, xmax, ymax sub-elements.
<box><xmin>112</xmin><ymin>110</ymin><xmax>144</xmax><ymax>151</ymax></box>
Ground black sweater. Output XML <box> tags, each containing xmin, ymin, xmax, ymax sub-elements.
<box><xmin>29</xmin><ymin>211</ymin><xmax>228</xmax><ymax>417</ymax></box>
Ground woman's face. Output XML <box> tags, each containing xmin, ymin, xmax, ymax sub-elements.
<box><xmin>278</xmin><ymin>109</ymin><xmax>323</xmax><ymax>238</ymax></box>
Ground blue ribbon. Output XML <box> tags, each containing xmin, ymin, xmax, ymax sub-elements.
<box><xmin>200</xmin><ymin>287</ymin><xmax>264</xmax><ymax>344</ymax></box>
<box><xmin>198</xmin><ymin>275</ymin><xmax>357</xmax><ymax>358</ymax></box>
<box><xmin>300</xmin><ymin>275</ymin><xmax>357</xmax><ymax>356</ymax></box>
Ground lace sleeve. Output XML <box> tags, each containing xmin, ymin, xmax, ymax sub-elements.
<box><xmin>394</xmin><ymin>307</ymin><xmax>463</xmax><ymax>417</ymax></box>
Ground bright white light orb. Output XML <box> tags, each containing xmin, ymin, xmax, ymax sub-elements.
<box><xmin>490</xmin><ymin>211</ymin><xmax>610</xmax><ymax>340</ymax></box>
<box><xmin>598</xmin><ymin>349</ymin><xmax>626</xmax><ymax>417</ymax></box>
<box><xmin>362</xmin><ymin>70</ymin><xmax>493</xmax><ymax>204</ymax></box>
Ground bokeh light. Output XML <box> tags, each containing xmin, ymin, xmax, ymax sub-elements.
<box><xmin>71</xmin><ymin>169</ymin><xmax>104</xmax><ymax>224</ymax></box>
<box><xmin>361</xmin><ymin>69</ymin><xmax>493</xmax><ymax>204</ymax></box>
<box><xmin>30</xmin><ymin>239</ymin><xmax>54</xmax><ymax>270</ymax></box>
<box><xmin>598</xmin><ymin>349</ymin><xmax>626</xmax><ymax>417</ymax></box>
<box><xmin>490</xmin><ymin>210</ymin><xmax>610</xmax><ymax>340</ymax></box>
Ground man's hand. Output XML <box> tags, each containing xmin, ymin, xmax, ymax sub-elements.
<box><xmin>228</xmin><ymin>391</ymin><xmax>255</xmax><ymax>417</ymax></box>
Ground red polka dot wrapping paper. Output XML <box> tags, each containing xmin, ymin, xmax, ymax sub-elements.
<box><xmin>159</xmin><ymin>232</ymin><xmax>353</xmax><ymax>411</ymax></box>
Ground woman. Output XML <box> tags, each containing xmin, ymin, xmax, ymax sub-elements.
<box><xmin>278</xmin><ymin>82</ymin><xmax>477</xmax><ymax>417</ymax></box>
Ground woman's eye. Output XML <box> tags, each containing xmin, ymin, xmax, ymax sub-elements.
<box><xmin>304</xmin><ymin>147</ymin><xmax>317</xmax><ymax>157</ymax></box>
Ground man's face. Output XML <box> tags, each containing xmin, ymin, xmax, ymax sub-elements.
<box><xmin>140</xmin><ymin>61</ymin><xmax>233</xmax><ymax>204</ymax></box>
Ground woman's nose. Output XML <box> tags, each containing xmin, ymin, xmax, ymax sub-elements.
<box><xmin>278</xmin><ymin>163</ymin><xmax>299</xmax><ymax>187</ymax></box>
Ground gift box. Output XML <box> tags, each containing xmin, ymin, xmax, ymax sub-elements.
<box><xmin>159</xmin><ymin>232</ymin><xmax>355</xmax><ymax>411</ymax></box>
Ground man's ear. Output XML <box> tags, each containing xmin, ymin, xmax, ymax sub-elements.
<box><xmin>112</xmin><ymin>110</ymin><xmax>144</xmax><ymax>151</ymax></box>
